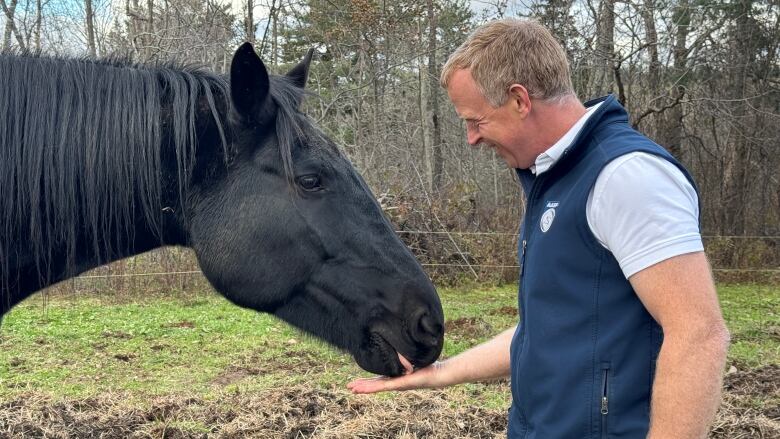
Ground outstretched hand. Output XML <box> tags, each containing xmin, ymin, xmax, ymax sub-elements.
<box><xmin>347</xmin><ymin>362</ymin><xmax>444</xmax><ymax>394</ymax></box>
<box><xmin>349</xmin><ymin>326</ymin><xmax>516</xmax><ymax>395</ymax></box>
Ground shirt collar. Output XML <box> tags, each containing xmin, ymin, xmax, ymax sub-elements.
<box><xmin>530</xmin><ymin>101</ymin><xmax>603</xmax><ymax>175</ymax></box>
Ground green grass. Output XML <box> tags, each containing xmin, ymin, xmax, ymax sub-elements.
<box><xmin>0</xmin><ymin>283</ymin><xmax>776</xmax><ymax>406</ymax></box>
<box><xmin>718</xmin><ymin>284</ymin><xmax>780</xmax><ymax>367</ymax></box>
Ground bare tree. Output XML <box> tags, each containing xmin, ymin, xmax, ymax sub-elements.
<box><xmin>589</xmin><ymin>0</ymin><xmax>615</xmax><ymax>97</ymax></box>
<box><xmin>1</xmin><ymin>0</ymin><xmax>26</xmax><ymax>50</ymax></box>
<box><xmin>721</xmin><ymin>0</ymin><xmax>757</xmax><ymax>236</ymax></box>
<box><xmin>658</xmin><ymin>0</ymin><xmax>691</xmax><ymax>159</ymax></box>
<box><xmin>640</xmin><ymin>0</ymin><xmax>659</xmax><ymax>91</ymax></box>
<box><xmin>426</xmin><ymin>0</ymin><xmax>443</xmax><ymax>191</ymax></box>
<box><xmin>33</xmin><ymin>0</ymin><xmax>42</xmax><ymax>50</ymax></box>
<box><xmin>85</xmin><ymin>0</ymin><xmax>96</xmax><ymax>56</ymax></box>
<box><xmin>245</xmin><ymin>0</ymin><xmax>255</xmax><ymax>44</ymax></box>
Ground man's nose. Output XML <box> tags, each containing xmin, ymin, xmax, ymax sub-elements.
<box><xmin>466</xmin><ymin>127</ymin><xmax>481</xmax><ymax>146</ymax></box>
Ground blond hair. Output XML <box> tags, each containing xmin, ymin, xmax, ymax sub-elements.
<box><xmin>440</xmin><ymin>19</ymin><xmax>575</xmax><ymax>107</ymax></box>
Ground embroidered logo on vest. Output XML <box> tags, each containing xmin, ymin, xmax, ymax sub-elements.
<box><xmin>540</xmin><ymin>201</ymin><xmax>558</xmax><ymax>233</ymax></box>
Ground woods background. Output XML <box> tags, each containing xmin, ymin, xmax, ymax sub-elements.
<box><xmin>2</xmin><ymin>0</ymin><xmax>778</xmax><ymax>288</ymax></box>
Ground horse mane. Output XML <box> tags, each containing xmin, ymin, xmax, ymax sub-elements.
<box><xmin>0</xmin><ymin>50</ymin><xmax>312</xmax><ymax>289</ymax></box>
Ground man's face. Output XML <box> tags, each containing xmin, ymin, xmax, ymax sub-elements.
<box><xmin>446</xmin><ymin>69</ymin><xmax>532</xmax><ymax>169</ymax></box>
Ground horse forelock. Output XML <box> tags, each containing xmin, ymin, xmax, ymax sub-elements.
<box><xmin>267</xmin><ymin>75</ymin><xmax>331</xmax><ymax>184</ymax></box>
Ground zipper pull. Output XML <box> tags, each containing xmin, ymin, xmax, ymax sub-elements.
<box><xmin>519</xmin><ymin>240</ymin><xmax>528</xmax><ymax>278</ymax></box>
<box><xmin>601</xmin><ymin>396</ymin><xmax>609</xmax><ymax>415</ymax></box>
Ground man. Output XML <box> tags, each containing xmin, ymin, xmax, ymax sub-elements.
<box><xmin>348</xmin><ymin>19</ymin><xmax>730</xmax><ymax>438</ymax></box>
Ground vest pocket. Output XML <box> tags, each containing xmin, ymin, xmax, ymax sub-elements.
<box><xmin>599</xmin><ymin>362</ymin><xmax>611</xmax><ymax>439</ymax></box>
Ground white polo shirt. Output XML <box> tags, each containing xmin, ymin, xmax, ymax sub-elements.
<box><xmin>530</xmin><ymin>102</ymin><xmax>704</xmax><ymax>279</ymax></box>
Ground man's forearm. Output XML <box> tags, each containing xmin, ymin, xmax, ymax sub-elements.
<box><xmin>347</xmin><ymin>325</ymin><xmax>516</xmax><ymax>394</ymax></box>
<box><xmin>647</xmin><ymin>325</ymin><xmax>730</xmax><ymax>438</ymax></box>
<box><xmin>432</xmin><ymin>325</ymin><xmax>515</xmax><ymax>387</ymax></box>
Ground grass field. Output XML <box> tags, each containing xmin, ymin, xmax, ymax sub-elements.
<box><xmin>0</xmin><ymin>284</ymin><xmax>777</xmax><ymax>438</ymax></box>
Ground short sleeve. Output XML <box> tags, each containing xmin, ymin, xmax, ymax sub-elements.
<box><xmin>586</xmin><ymin>152</ymin><xmax>703</xmax><ymax>278</ymax></box>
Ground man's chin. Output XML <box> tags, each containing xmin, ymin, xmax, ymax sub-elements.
<box><xmin>496</xmin><ymin>151</ymin><xmax>523</xmax><ymax>169</ymax></box>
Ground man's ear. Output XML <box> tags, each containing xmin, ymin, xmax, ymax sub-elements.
<box><xmin>508</xmin><ymin>83</ymin><xmax>531</xmax><ymax>118</ymax></box>
<box><xmin>286</xmin><ymin>48</ymin><xmax>314</xmax><ymax>89</ymax></box>
<box><xmin>230</xmin><ymin>42</ymin><xmax>271</xmax><ymax>120</ymax></box>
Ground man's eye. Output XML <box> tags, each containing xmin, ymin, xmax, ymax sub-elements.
<box><xmin>297</xmin><ymin>175</ymin><xmax>323</xmax><ymax>191</ymax></box>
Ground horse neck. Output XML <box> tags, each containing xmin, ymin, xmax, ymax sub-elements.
<box><xmin>2</xmin><ymin>202</ymin><xmax>186</xmax><ymax>316</ymax></box>
<box><xmin>2</xmin><ymin>116</ymin><xmax>196</xmax><ymax>318</ymax></box>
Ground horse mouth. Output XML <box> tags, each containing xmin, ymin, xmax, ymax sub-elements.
<box><xmin>371</xmin><ymin>332</ymin><xmax>416</xmax><ymax>377</ymax></box>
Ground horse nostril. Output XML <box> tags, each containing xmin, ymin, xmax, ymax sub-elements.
<box><xmin>414</xmin><ymin>312</ymin><xmax>443</xmax><ymax>346</ymax></box>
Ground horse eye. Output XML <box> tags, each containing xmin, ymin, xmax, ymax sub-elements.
<box><xmin>297</xmin><ymin>174</ymin><xmax>322</xmax><ymax>191</ymax></box>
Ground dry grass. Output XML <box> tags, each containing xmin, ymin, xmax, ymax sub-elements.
<box><xmin>0</xmin><ymin>386</ymin><xmax>507</xmax><ymax>438</ymax></box>
<box><xmin>0</xmin><ymin>370</ymin><xmax>777</xmax><ymax>439</ymax></box>
<box><xmin>710</xmin><ymin>364</ymin><xmax>780</xmax><ymax>439</ymax></box>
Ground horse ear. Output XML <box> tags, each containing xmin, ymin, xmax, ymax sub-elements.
<box><xmin>230</xmin><ymin>42</ymin><xmax>271</xmax><ymax>119</ymax></box>
<box><xmin>286</xmin><ymin>48</ymin><xmax>314</xmax><ymax>89</ymax></box>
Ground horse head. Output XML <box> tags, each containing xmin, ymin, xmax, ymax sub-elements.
<box><xmin>187</xmin><ymin>44</ymin><xmax>444</xmax><ymax>376</ymax></box>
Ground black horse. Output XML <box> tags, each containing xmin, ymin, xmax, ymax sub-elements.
<box><xmin>0</xmin><ymin>43</ymin><xmax>443</xmax><ymax>377</ymax></box>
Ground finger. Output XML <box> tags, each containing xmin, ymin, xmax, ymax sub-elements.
<box><xmin>347</xmin><ymin>377</ymin><xmax>389</xmax><ymax>394</ymax></box>
<box><xmin>350</xmin><ymin>376</ymin><xmax>409</xmax><ymax>394</ymax></box>
<box><xmin>347</xmin><ymin>363</ymin><xmax>440</xmax><ymax>394</ymax></box>
<box><xmin>348</xmin><ymin>371</ymin><xmax>424</xmax><ymax>394</ymax></box>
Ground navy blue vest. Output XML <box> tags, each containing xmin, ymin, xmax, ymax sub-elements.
<box><xmin>507</xmin><ymin>95</ymin><xmax>698</xmax><ymax>438</ymax></box>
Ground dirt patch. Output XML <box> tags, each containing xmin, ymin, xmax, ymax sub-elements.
<box><xmin>767</xmin><ymin>326</ymin><xmax>780</xmax><ymax>342</ymax></box>
<box><xmin>724</xmin><ymin>364</ymin><xmax>780</xmax><ymax>398</ymax></box>
<box><xmin>164</xmin><ymin>321</ymin><xmax>196</xmax><ymax>329</ymax></box>
<box><xmin>113</xmin><ymin>353</ymin><xmax>135</xmax><ymax>362</ymax></box>
<box><xmin>210</xmin><ymin>349</ymin><xmax>328</xmax><ymax>387</ymax></box>
<box><xmin>710</xmin><ymin>364</ymin><xmax>780</xmax><ymax>438</ymax></box>
<box><xmin>487</xmin><ymin>306</ymin><xmax>517</xmax><ymax>317</ymax></box>
<box><xmin>150</xmin><ymin>343</ymin><xmax>169</xmax><ymax>352</ymax></box>
<box><xmin>211</xmin><ymin>366</ymin><xmax>263</xmax><ymax>387</ymax></box>
<box><xmin>711</xmin><ymin>392</ymin><xmax>780</xmax><ymax>438</ymax></box>
<box><xmin>101</xmin><ymin>330</ymin><xmax>133</xmax><ymax>339</ymax></box>
<box><xmin>445</xmin><ymin>317</ymin><xmax>494</xmax><ymax>340</ymax></box>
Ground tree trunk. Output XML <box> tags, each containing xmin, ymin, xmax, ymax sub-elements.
<box><xmin>259</xmin><ymin>0</ymin><xmax>276</xmax><ymax>58</ymax></box>
<box><xmin>1</xmin><ymin>0</ymin><xmax>14</xmax><ymax>50</ymax></box>
<box><xmin>146</xmin><ymin>0</ymin><xmax>154</xmax><ymax>58</ymax></box>
<box><xmin>418</xmin><ymin>21</ymin><xmax>431</xmax><ymax>189</ymax></box>
<box><xmin>638</xmin><ymin>0</ymin><xmax>661</xmax><ymax>140</ymax></box>
<box><xmin>85</xmin><ymin>0</ymin><xmax>97</xmax><ymax>56</ymax></box>
<box><xmin>589</xmin><ymin>0</ymin><xmax>615</xmax><ymax>98</ymax></box>
<box><xmin>721</xmin><ymin>0</ymin><xmax>755</xmax><ymax>236</ymax></box>
<box><xmin>662</xmin><ymin>0</ymin><xmax>691</xmax><ymax>160</ymax></box>
<box><xmin>245</xmin><ymin>0</ymin><xmax>255</xmax><ymax>44</ymax></box>
<box><xmin>1</xmin><ymin>0</ymin><xmax>26</xmax><ymax>50</ymax></box>
<box><xmin>126</xmin><ymin>0</ymin><xmax>137</xmax><ymax>54</ymax></box>
<box><xmin>272</xmin><ymin>3</ymin><xmax>278</xmax><ymax>65</ymax></box>
<box><xmin>641</xmin><ymin>0</ymin><xmax>660</xmax><ymax>91</ymax></box>
<box><xmin>426</xmin><ymin>0</ymin><xmax>442</xmax><ymax>190</ymax></box>
<box><xmin>34</xmin><ymin>0</ymin><xmax>41</xmax><ymax>51</ymax></box>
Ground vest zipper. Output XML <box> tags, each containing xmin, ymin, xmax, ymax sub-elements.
<box><xmin>600</xmin><ymin>365</ymin><xmax>610</xmax><ymax>438</ymax></box>
<box><xmin>520</xmin><ymin>239</ymin><xmax>527</xmax><ymax>277</ymax></box>
<box><xmin>519</xmin><ymin>174</ymin><xmax>545</xmax><ymax>278</ymax></box>
<box><xmin>515</xmin><ymin>174</ymin><xmax>546</xmax><ymax>435</ymax></box>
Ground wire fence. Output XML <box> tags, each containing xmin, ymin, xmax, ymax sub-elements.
<box><xmin>63</xmin><ymin>231</ymin><xmax>779</xmax><ymax>281</ymax></box>
<box><xmin>70</xmin><ymin>267</ymin><xmax>780</xmax><ymax>279</ymax></box>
